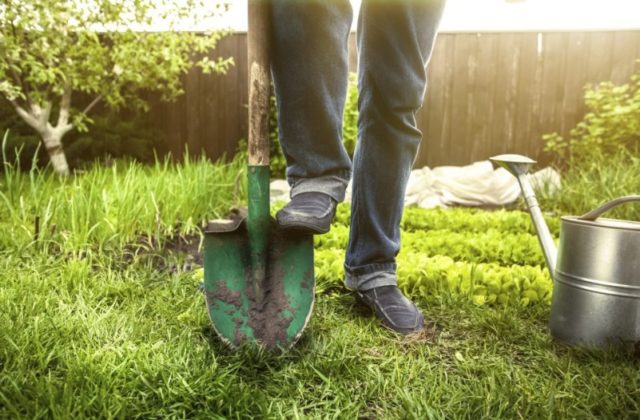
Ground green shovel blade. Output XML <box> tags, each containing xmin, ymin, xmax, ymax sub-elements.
<box><xmin>204</xmin><ymin>222</ymin><xmax>315</xmax><ymax>349</ymax></box>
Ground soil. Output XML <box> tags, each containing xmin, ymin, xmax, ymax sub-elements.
<box><xmin>208</xmin><ymin>282</ymin><xmax>243</xmax><ymax>309</ymax></box>
<box><xmin>122</xmin><ymin>229</ymin><xmax>204</xmax><ymax>272</ymax></box>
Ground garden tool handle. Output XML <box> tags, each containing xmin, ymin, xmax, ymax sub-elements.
<box><xmin>248</xmin><ymin>0</ymin><xmax>271</xmax><ymax>166</ymax></box>
<box><xmin>579</xmin><ymin>195</ymin><xmax>640</xmax><ymax>221</ymax></box>
<box><xmin>247</xmin><ymin>0</ymin><xmax>272</xmax><ymax>302</ymax></box>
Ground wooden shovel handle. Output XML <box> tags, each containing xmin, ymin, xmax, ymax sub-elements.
<box><xmin>248</xmin><ymin>0</ymin><xmax>271</xmax><ymax>166</ymax></box>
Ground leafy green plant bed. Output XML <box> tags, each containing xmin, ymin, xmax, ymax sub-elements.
<box><xmin>314</xmin><ymin>204</ymin><xmax>553</xmax><ymax>307</ymax></box>
<box><xmin>1</xmin><ymin>160</ymin><xmax>638</xmax><ymax>418</ymax></box>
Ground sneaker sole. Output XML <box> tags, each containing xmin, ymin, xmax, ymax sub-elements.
<box><xmin>276</xmin><ymin>219</ymin><xmax>331</xmax><ymax>235</ymax></box>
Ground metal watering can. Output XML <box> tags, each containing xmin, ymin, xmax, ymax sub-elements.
<box><xmin>491</xmin><ymin>154</ymin><xmax>640</xmax><ymax>348</ymax></box>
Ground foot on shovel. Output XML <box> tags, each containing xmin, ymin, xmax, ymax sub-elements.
<box><xmin>276</xmin><ymin>192</ymin><xmax>337</xmax><ymax>234</ymax></box>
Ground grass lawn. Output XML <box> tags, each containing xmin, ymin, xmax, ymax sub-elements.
<box><xmin>1</xmin><ymin>157</ymin><xmax>638</xmax><ymax>418</ymax></box>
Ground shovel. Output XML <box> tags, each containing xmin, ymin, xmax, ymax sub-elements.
<box><xmin>203</xmin><ymin>0</ymin><xmax>315</xmax><ymax>351</ymax></box>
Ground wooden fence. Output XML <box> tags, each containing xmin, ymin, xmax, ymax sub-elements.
<box><xmin>152</xmin><ymin>31</ymin><xmax>640</xmax><ymax>168</ymax></box>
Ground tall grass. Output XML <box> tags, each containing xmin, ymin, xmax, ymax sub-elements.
<box><xmin>1</xmin><ymin>132</ymin><xmax>247</xmax><ymax>254</ymax></box>
<box><xmin>538</xmin><ymin>150</ymin><xmax>640</xmax><ymax>221</ymax></box>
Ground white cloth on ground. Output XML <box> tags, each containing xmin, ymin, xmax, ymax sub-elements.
<box><xmin>270</xmin><ymin>160</ymin><xmax>560</xmax><ymax>208</ymax></box>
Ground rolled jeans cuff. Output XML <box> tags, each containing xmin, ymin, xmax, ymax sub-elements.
<box><xmin>344</xmin><ymin>263</ymin><xmax>398</xmax><ymax>291</ymax></box>
<box><xmin>289</xmin><ymin>172</ymin><xmax>351</xmax><ymax>203</ymax></box>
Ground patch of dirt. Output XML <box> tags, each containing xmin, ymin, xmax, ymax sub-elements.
<box><xmin>207</xmin><ymin>282</ymin><xmax>242</xmax><ymax>308</ymax></box>
<box><xmin>402</xmin><ymin>321</ymin><xmax>440</xmax><ymax>345</ymax></box>
<box><xmin>121</xmin><ymin>228</ymin><xmax>204</xmax><ymax>272</ymax></box>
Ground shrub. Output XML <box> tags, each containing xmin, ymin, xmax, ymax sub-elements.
<box><xmin>341</xmin><ymin>73</ymin><xmax>359</xmax><ymax>157</ymax></box>
<box><xmin>63</xmin><ymin>112</ymin><xmax>165</xmax><ymax>169</ymax></box>
<box><xmin>541</xmin><ymin>64</ymin><xmax>640</xmax><ymax>222</ymax></box>
<box><xmin>544</xmin><ymin>64</ymin><xmax>640</xmax><ymax>162</ymax></box>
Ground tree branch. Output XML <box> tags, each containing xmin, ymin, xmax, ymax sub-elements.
<box><xmin>42</xmin><ymin>101</ymin><xmax>53</xmax><ymax>126</ymax></box>
<box><xmin>81</xmin><ymin>94</ymin><xmax>103</xmax><ymax>116</ymax></box>
<box><xmin>10</xmin><ymin>99</ymin><xmax>42</xmax><ymax>131</ymax></box>
<box><xmin>4</xmin><ymin>63</ymin><xmax>32</xmax><ymax>109</ymax></box>
<box><xmin>6</xmin><ymin>20</ymin><xmax>33</xmax><ymax>108</ymax></box>
<box><xmin>56</xmin><ymin>86</ymin><xmax>72</xmax><ymax>128</ymax></box>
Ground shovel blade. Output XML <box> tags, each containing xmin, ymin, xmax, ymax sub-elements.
<box><xmin>204</xmin><ymin>214</ymin><xmax>314</xmax><ymax>350</ymax></box>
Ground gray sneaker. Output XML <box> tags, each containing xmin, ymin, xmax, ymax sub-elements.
<box><xmin>276</xmin><ymin>192</ymin><xmax>337</xmax><ymax>234</ymax></box>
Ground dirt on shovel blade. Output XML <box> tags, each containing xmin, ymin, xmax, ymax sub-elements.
<box><xmin>207</xmin><ymin>221</ymin><xmax>312</xmax><ymax>349</ymax></box>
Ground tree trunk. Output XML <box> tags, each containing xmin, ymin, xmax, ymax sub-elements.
<box><xmin>42</xmin><ymin>132</ymin><xmax>70</xmax><ymax>176</ymax></box>
<box><xmin>11</xmin><ymin>92</ymin><xmax>74</xmax><ymax>176</ymax></box>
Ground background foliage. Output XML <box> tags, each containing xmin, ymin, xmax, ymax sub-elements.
<box><xmin>0</xmin><ymin>0</ymin><xmax>231</xmax><ymax>174</ymax></box>
<box><xmin>544</xmin><ymin>63</ymin><xmax>640</xmax><ymax>163</ymax></box>
<box><xmin>0</xmin><ymin>106</ymin><xmax>164</xmax><ymax>170</ymax></box>
<box><xmin>541</xmin><ymin>64</ymin><xmax>640</xmax><ymax>222</ymax></box>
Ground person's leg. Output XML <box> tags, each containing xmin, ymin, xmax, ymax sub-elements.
<box><xmin>270</xmin><ymin>0</ymin><xmax>353</xmax><ymax>205</ymax></box>
<box><xmin>345</xmin><ymin>0</ymin><xmax>445</xmax><ymax>331</ymax></box>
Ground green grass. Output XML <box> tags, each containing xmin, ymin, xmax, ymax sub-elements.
<box><xmin>1</xmin><ymin>253</ymin><xmax>637</xmax><ymax>418</ymax></box>
<box><xmin>1</xmin><ymin>151</ymin><xmax>639</xmax><ymax>418</ymax></box>
<box><xmin>538</xmin><ymin>150</ymin><xmax>640</xmax><ymax>221</ymax></box>
<box><xmin>1</xmin><ymin>143</ymin><xmax>247</xmax><ymax>254</ymax></box>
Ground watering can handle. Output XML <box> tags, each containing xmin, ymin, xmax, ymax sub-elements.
<box><xmin>578</xmin><ymin>195</ymin><xmax>640</xmax><ymax>221</ymax></box>
<box><xmin>248</xmin><ymin>0</ymin><xmax>271</xmax><ymax>166</ymax></box>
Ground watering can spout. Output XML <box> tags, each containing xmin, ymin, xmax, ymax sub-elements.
<box><xmin>490</xmin><ymin>154</ymin><xmax>557</xmax><ymax>274</ymax></box>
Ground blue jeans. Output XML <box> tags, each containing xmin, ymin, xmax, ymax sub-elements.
<box><xmin>270</xmin><ymin>0</ymin><xmax>446</xmax><ymax>291</ymax></box>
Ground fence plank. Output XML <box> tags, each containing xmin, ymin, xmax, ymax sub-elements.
<box><xmin>537</xmin><ymin>33</ymin><xmax>569</xmax><ymax>161</ymax></box>
<box><xmin>469</xmin><ymin>33</ymin><xmax>499</xmax><ymax>164</ymax></box>
<box><xmin>514</xmin><ymin>33</ymin><xmax>540</xmax><ymax>159</ymax></box>
<box><xmin>150</xmin><ymin>30</ymin><xmax>640</xmax><ymax>168</ymax></box>
<box><xmin>586</xmin><ymin>32</ymin><xmax>614</xmax><ymax>88</ymax></box>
